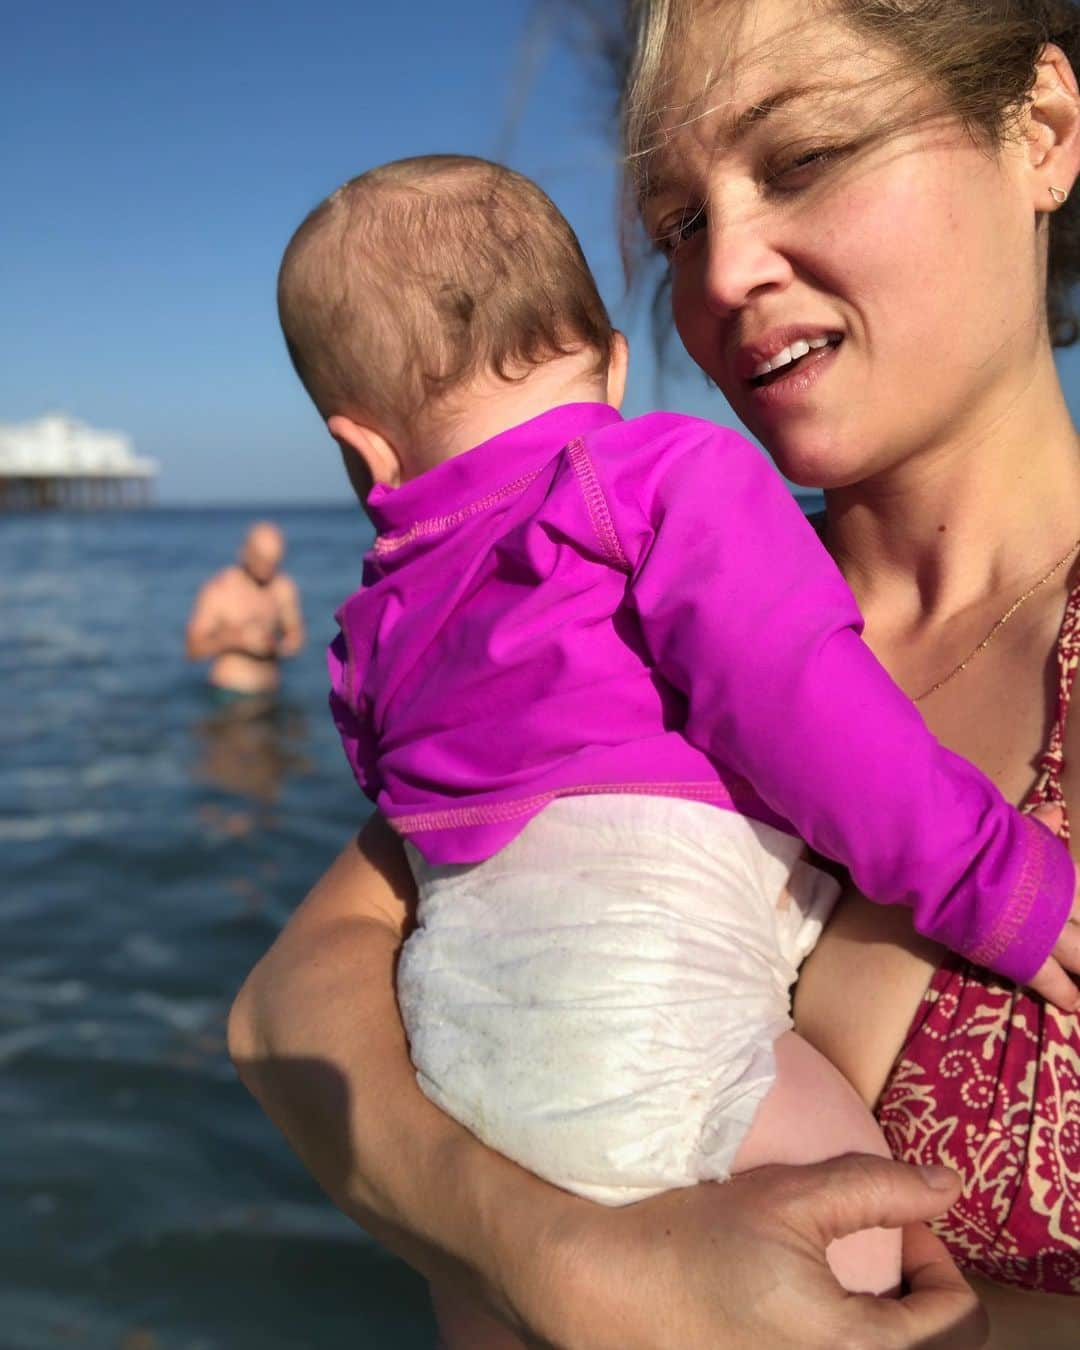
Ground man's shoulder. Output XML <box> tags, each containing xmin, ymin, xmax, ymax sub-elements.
<box><xmin>197</xmin><ymin>565</ymin><xmax>238</xmax><ymax>597</ymax></box>
<box><xmin>269</xmin><ymin>571</ymin><xmax>299</xmax><ymax>601</ymax></box>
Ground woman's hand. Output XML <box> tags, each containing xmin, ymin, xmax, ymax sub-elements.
<box><xmin>229</xmin><ymin>818</ymin><xmax>986</xmax><ymax>1350</ymax></box>
<box><xmin>525</xmin><ymin>1157</ymin><xmax>985</xmax><ymax>1350</ymax></box>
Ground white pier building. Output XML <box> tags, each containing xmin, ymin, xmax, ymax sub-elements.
<box><xmin>0</xmin><ymin>414</ymin><xmax>159</xmax><ymax>510</ymax></box>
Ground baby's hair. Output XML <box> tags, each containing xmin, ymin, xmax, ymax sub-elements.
<box><xmin>277</xmin><ymin>155</ymin><xmax>615</xmax><ymax>437</ymax></box>
<box><xmin>622</xmin><ymin>0</ymin><xmax>1080</xmax><ymax>344</ymax></box>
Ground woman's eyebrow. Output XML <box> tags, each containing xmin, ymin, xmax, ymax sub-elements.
<box><xmin>728</xmin><ymin>83</ymin><xmax>835</xmax><ymax>140</ymax></box>
<box><xmin>638</xmin><ymin>170</ymin><xmax>678</xmax><ymax>204</ymax></box>
<box><xmin>637</xmin><ymin>82</ymin><xmax>844</xmax><ymax>204</ymax></box>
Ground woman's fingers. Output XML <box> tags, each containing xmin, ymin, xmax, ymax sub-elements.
<box><xmin>773</xmin><ymin>1152</ymin><xmax>961</xmax><ymax>1246</ymax></box>
<box><xmin>899</xmin><ymin>1220</ymin><xmax>982</xmax><ymax>1303</ymax></box>
<box><xmin>855</xmin><ymin>1222</ymin><xmax>990</xmax><ymax>1349</ymax></box>
<box><xmin>765</xmin><ymin>1157</ymin><xmax>987</xmax><ymax>1349</ymax></box>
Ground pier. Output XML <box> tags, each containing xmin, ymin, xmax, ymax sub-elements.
<box><xmin>0</xmin><ymin>414</ymin><xmax>158</xmax><ymax>511</ymax></box>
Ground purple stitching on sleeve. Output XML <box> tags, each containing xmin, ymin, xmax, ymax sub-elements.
<box><xmin>567</xmin><ymin>438</ymin><xmax>631</xmax><ymax>572</ymax></box>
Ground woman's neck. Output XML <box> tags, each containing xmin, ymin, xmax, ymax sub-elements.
<box><xmin>822</xmin><ymin>355</ymin><xmax>1080</xmax><ymax>629</ymax></box>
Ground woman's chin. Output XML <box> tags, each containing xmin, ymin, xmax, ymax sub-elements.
<box><xmin>762</xmin><ymin>436</ymin><xmax>873</xmax><ymax>493</ymax></box>
<box><xmin>731</xmin><ymin>405</ymin><xmax>854</xmax><ymax>490</ymax></box>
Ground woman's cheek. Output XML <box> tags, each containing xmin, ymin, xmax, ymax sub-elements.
<box><xmin>671</xmin><ymin>262</ymin><xmax>720</xmax><ymax>381</ymax></box>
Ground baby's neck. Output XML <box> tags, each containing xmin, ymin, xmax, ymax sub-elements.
<box><xmin>402</xmin><ymin>355</ymin><xmax>610</xmax><ymax>481</ymax></box>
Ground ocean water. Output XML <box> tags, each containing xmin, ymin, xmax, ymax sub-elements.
<box><xmin>0</xmin><ymin>507</ymin><xmax>438</xmax><ymax>1350</ymax></box>
<box><xmin>2</xmin><ymin>492</ymin><xmax>831</xmax><ymax>1350</ymax></box>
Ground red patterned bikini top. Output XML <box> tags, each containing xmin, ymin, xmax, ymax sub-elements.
<box><xmin>877</xmin><ymin>575</ymin><xmax>1080</xmax><ymax>1293</ymax></box>
<box><xmin>1026</xmin><ymin>578</ymin><xmax>1080</xmax><ymax>839</ymax></box>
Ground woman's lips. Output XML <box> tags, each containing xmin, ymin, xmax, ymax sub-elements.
<box><xmin>745</xmin><ymin>337</ymin><xmax>842</xmax><ymax>409</ymax></box>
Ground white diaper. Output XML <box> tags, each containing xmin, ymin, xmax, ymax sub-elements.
<box><xmin>398</xmin><ymin>794</ymin><xmax>839</xmax><ymax>1205</ymax></box>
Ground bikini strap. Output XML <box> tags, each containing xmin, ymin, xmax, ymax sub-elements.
<box><xmin>1025</xmin><ymin>573</ymin><xmax>1080</xmax><ymax>840</ymax></box>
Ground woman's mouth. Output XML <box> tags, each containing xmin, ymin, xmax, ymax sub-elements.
<box><xmin>749</xmin><ymin>334</ymin><xmax>843</xmax><ymax>388</ymax></box>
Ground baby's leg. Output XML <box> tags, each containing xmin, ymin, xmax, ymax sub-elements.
<box><xmin>430</xmin><ymin>1284</ymin><xmax>529</xmax><ymax>1350</ymax></box>
<box><xmin>732</xmin><ymin>1029</ymin><xmax>901</xmax><ymax>1295</ymax></box>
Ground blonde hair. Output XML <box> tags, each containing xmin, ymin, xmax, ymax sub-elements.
<box><xmin>277</xmin><ymin>155</ymin><xmax>615</xmax><ymax>437</ymax></box>
<box><xmin>622</xmin><ymin>0</ymin><xmax>675</xmax><ymax>188</ymax></box>
<box><xmin>621</xmin><ymin>0</ymin><xmax>1080</xmax><ymax>343</ymax></box>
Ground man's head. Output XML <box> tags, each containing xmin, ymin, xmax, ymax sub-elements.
<box><xmin>241</xmin><ymin>521</ymin><xmax>285</xmax><ymax>584</ymax></box>
<box><xmin>277</xmin><ymin>155</ymin><xmax>620</xmax><ymax>496</ymax></box>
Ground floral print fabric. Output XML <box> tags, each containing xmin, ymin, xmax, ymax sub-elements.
<box><xmin>877</xmin><ymin>579</ymin><xmax>1080</xmax><ymax>1292</ymax></box>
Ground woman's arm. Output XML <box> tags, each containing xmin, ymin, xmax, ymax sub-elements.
<box><xmin>228</xmin><ymin>816</ymin><xmax>987</xmax><ymax>1349</ymax></box>
<box><xmin>227</xmin><ymin>816</ymin><xmax>559</xmax><ymax>1331</ymax></box>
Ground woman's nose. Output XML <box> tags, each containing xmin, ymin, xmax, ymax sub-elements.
<box><xmin>703</xmin><ymin>215</ymin><xmax>793</xmax><ymax>314</ymax></box>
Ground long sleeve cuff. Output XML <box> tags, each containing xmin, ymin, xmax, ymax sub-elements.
<box><xmin>931</xmin><ymin>812</ymin><xmax>1075</xmax><ymax>984</ymax></box>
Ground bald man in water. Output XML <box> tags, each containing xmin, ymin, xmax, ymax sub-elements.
<box><xmin>185</xmin><ymin>522</ymin><xmax>305</xmax><ymax>694</ymax></box>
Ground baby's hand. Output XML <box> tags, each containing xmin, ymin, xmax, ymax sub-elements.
<box><xmin>1025</xmin><ymin>804</ymin><xmax>1080</xmax><ymax>1012</ymax></box>
<box><xmin>1028</xmin><ymin>912</ymin><xmax>1080</xmax><ymax>1012</ymax></box>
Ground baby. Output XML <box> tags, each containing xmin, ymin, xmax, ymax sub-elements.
<box><xmin>277</xmin><ymin>155</ymin><xmax>1079</xmax><ymax>1302</ymax></box>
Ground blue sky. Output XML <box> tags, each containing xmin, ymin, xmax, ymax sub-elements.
<box><xmin>5</xmin><ymin>0</ymin><xmax>1080</xmax><ymax>503</ymax></box>
<box><xmin>3</xmin><ymin>0</ymin><xmax>711</xmax><ymax>504</ymax></box>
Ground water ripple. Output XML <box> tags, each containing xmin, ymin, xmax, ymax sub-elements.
<box><xmin>0</xmin><ymin>508</ymin><xmax>419</xmax><ymax>1348</ymax></box>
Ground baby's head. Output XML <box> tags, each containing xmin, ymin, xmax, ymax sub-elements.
<box><xmin>277</xmin><ymin>155</ymin><xmax>627</xmax><ymax>500</ymax></box>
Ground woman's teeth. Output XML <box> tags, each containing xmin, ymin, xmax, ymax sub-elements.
<box><xmin>751</xmin><ymin>335</ymin><xmax>833</xmax><ymax>380</ymax></box>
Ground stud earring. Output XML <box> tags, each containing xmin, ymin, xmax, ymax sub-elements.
<box><xmin>1050</xmin><ymin>186</ymin><xmax>1070</xmax><ymax>205</ymax></box>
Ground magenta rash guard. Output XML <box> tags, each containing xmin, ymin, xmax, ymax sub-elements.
<box><xmin>329</xmin><ymin>403</ymin><xmax>1074</xmax><ymax>984</ymax></box>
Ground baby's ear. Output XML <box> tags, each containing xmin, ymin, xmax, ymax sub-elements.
<box><xmin>328</xmin><ymin>415</ymin><xmax>402</xmax><ymax>490</ymax></box>
<box><xmin>606</xmin><ymin>332</ymin><xmax>630</xmax><ymax>411</ymax></box>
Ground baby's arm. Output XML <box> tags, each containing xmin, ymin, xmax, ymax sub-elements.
<box><xmin>609</xmin><ymin>419</ymin><xmax>1076</xmax><ymax>994</ymax></box>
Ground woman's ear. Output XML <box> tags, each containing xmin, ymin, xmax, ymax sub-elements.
<box><xmin>1026</xmin><ymin>44</ymin><xmax>1080</xmax><ymax>214</ymax></box>
<box><xmin>605</xmin><ymin>331</ymin><xmax>630</xmax><ymax>411</ymax></box>
<box><xmin>327</xmin><ymin>415</ymin><xmax>402</xmax><ymax>491</ymax></box>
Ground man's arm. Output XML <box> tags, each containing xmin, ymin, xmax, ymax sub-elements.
<box><xmin>185</xmin><ymin>576</ymin><xmax>230</xmax><ymax>661</ymax></box>
<box><xmin>274</xmin><ymin>575</ymin><xmax>305</xmax><ymax>658</ymax></box>
<box><xmin>229</xmin><ymin>815</ymin><xmax>986</xmax><ymax>1349</ymax></box>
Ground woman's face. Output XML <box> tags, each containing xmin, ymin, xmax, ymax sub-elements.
<box><xmin>641</xmin><ymin>0</ymin><xmax>1046</xmax><ymax>489</ymax></box>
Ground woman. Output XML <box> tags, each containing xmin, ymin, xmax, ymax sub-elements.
<box><xmin>230</xmin><ymin>0</ymin><xmax>1080</xmax><ymax>1344</ymax></box>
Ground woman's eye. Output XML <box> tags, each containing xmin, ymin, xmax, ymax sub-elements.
<box><xmin>654</xmin><ymin>205</ymin><xmax>707</xmax><ymax>257</ymax></box>
<box><xmin>767</xmin><ymin>145</ymin><xmax>846</xmax><ymax>189</ymax></box>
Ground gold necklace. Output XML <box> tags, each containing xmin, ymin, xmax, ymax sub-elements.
<box><xmin>912</xmin><ymin>533</ymin><xmax>1080</xmax><ymax>703</ymax></box>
